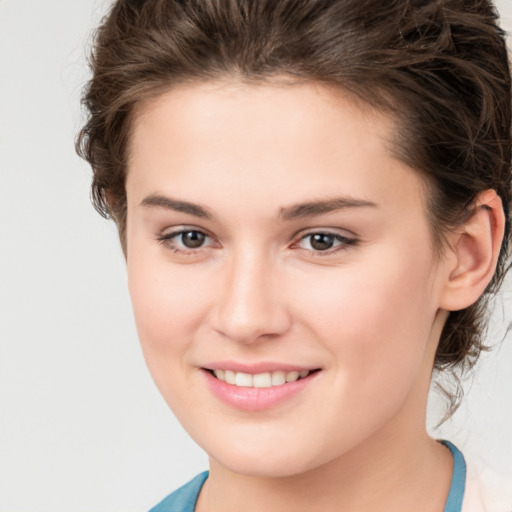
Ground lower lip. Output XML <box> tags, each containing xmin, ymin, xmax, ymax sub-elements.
<box><xmin>202</xmin><ymin>369</ymin><xmax>319</xmax><ymax>411</ymax></box>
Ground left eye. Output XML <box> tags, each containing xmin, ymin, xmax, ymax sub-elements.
<box><xmin>297</xmin><ymin>232</ymin><xmax>354</xmax><ymax>252</ymax></box>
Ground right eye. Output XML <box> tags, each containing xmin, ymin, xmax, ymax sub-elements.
<box><xmin>157</xmin><ymin>229</ymin><xmax>217</xmax><ymax>254</ymax></box>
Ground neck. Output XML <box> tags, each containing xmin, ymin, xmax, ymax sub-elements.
<box><xmin>198</xmin><ymin>425</ymin><xmax>452</xmax><ymax>512</ymax></box>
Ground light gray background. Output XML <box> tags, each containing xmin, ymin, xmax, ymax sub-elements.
<box><xmin>0</xmin><ymin>1</ymin><xmax>511</xmax><ymax>511</ymax></box>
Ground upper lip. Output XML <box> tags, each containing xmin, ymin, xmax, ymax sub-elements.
<box><xmin>201</xmin><ymin>361</ymin><xmax>321</xmax><ymax>374</ymax></box>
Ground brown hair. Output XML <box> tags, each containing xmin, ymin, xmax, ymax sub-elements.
<box><xmin>77</xmin><ymin>0</ymin><xmax>511</xmax><ymax>404</ymax></box>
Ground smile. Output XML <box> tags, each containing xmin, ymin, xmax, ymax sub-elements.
<box><xmin>202</xmin><ymin>366</ymin><xmax>321</xmax><ymax>411</ymax></box>
<box><xmin>211</xmin><ymin>369</ymin><xmax>312</xmax><ymax>388</ymax></box>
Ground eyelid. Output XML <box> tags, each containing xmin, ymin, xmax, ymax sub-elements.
<box><xmin>158</xmin><ymin>224</ymin><xmax>213</xmax><ymax>238</ymax></box>
<box><xmin>155</xmin><ymin>226</ymin><xmax>358</xmax><ymax>256</ymax></box>
<box><xmin>156</xmin><ymin>226</ymin><xmax>220</xmax><ymax>252</ymax></box>
<box><xmin>290</xmin><ymin>228</ymin><xmax>359</xmax><ymax>255</ymax></box>
<box><xmin>292</xmin><ymin>226</ymin><xmax>357</xmax><ymax>242</ymax></box>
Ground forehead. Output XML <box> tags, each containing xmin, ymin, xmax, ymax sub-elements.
<box><xmin>131</xmin><ymin>79</ymin><xmax>393</xmax><ymax>154</ymax></box>
<box><xmin>127</xmin><ymin>80</ymin><xmax>426</xmax><ymax>219</ymax></box>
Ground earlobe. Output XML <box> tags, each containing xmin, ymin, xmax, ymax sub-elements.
<box><xmin>440</xmin><ymin>190</ymin><xmax>505</xmax><ymax>312</ymax></box>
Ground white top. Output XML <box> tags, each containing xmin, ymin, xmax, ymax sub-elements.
<box><xmin>463</xmin><ymin>460</ymin><xmax>512</xmax><ymax>511</ymax></box>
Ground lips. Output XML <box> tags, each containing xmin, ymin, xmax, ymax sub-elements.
<box><xmin>201</xmin><ymin>363</ymin><xmax>321</xmax><ymax>411</ymax></box>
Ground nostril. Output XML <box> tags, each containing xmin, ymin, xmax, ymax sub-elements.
<box><xmin>211</xmin><ymin>300</ymin><xmax>293</xmax><ymax>344</ymax></box>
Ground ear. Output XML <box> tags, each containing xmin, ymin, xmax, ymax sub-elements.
<box><xmin>439</xmin><ymin>190</ymin><xmax>505</xmax><ymax>312</ymax></box>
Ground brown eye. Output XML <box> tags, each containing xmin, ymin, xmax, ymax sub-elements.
<box><xmin>295</xmin><ymin>231</ymin><xmax>357</xmax><ymax>254</ymax></box>
<box><xmin>180</xmin><ymin>230</ymin><xmax>206</xmax><ymax>248</ymax></box>
<box><xmin>310</xmin><ymin>233</ymin><xmax>335</xmax><ymax>251</ymax></box>
<box><xmin>157</xmin><ymin>229</ymin><xmax>215</xmax><ymax>252</ymax></box>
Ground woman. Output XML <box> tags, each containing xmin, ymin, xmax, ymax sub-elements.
<box><xmin>77</xmin><ymin>0</ymin><xmax>511</xmax><ymax>510</ymax></box>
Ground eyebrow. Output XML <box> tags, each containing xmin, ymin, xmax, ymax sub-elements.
<box><xmin>141</xmin><ymin>194</ymin><xmax>214</xmax><ymax>220</ymax></box>
<box><xmin>140</xmin><ymin>194</ymin><xmax>377</xmax><ymax>221</ymax></box>
<box><xmin>279</xmin><ymin>197</ymin><xmax>378</xmax><ymax>220</ymax></box>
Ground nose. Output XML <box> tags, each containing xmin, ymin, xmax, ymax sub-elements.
<box><xmin>210</xmin><ymin>249</ymin><xmax>292</xmax><ymax>344</ymax></box>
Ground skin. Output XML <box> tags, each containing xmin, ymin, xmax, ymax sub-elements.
<box><xmin>124</xmin><ymin>80</ymin><xmax>502</xmax><ymax>511</ymax></box>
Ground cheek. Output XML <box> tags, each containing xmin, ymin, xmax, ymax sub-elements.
<box><xmin>126</xmin><ymin>247</ymin><xmax>211</xmax><ymax>370</ymax></box>
<box><xmin>290</xmin><ymin>247</ymin><xmax>437</xmax><ymax>394</ymax></box>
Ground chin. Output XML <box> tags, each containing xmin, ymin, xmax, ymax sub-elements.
<box><xmin>201</xmin><ymin>432</ymin><xmax>330</xmax><ymax>478</ymax></box>
<box><xmin>213</xmin><ymin>451</ymin><xmax>319</xmax><ymax>478</ymax></box>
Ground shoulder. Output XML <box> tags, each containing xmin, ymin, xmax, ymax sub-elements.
<box><xmin>441</xmin><ymin>441</ymin><xmax>511</xmax><ymax>512</ymax></box>
<box><xmin>149</xmin><ymin>471</ymin><xmax>209</xmax><ymax>512</ymax></box>
<box><xmin>462</xmin><ymin>460</ymin><xmax>512</xmax><ymax>512</ymax></box>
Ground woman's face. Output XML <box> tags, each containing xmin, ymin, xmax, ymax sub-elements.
<box><xmin>125</xmin><ymin>81</ymin><xmax>451</xmax><ymax>477</ymax></box>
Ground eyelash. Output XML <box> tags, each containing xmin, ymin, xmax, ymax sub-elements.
<box><xmin>291</xmin><ymin>231</ymin><xmax>358</xmax><ymax>256</ymax></box>
<box><xmin>157</xmin><ymin>229</ymin><xmax>218</xmax><ymax>256</ymax></box>
<box><xmin>156</xmin><ymin>229</ymin><xmax>358</xmax><ymax>257</ymax></box>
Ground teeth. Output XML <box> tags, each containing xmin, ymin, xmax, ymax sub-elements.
<box><xmin>212</xmin><ymin>369</ymin><xmax>312</xmax><ymax>387</ymax></box>
<box><xmin>253</xmin><ymin>373</ymin><xmax>272</xmax><ymax>388</ymax></box>
<box><xmin>235</xmin><ymin>372</ymin><xmax>253</xmax><ymax>387</ymax></box>
<box><xmin>213</xmin><ymin>369</ymin><xmax>225</xmax><ymax>381</ymax></box>
<box><xmin>285</xmin><ymin>371</ymin><xmax>299</xmax><ymax>383</ymax></box>
<box><xmin>271</xmin><ymin>371</ymin><xmax>286</xmax><ymax>386</ymax></box>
